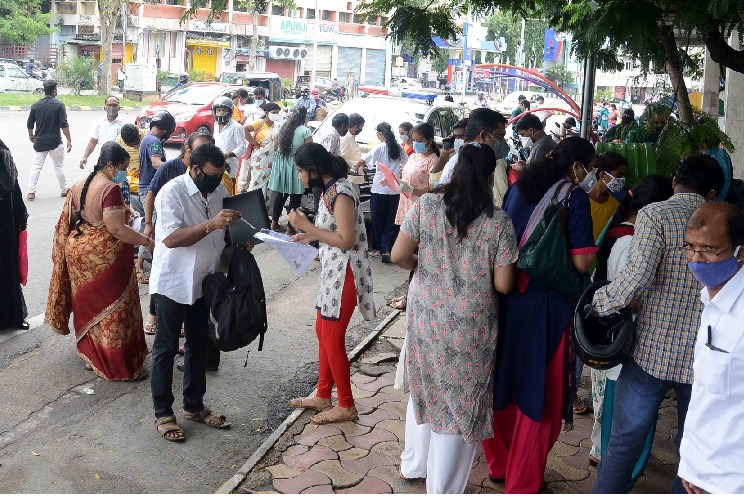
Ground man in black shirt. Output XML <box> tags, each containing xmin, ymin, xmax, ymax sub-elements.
<box><xmin>26</xmin><ymin>81</ymin><xmax>72</xmax><ymax>200</ymax></box>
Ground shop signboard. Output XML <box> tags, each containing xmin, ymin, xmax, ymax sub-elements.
<box><xmin>269</xmin><ymin>16</ymin><xmax>339</xmax><ymax>44</ymax></box>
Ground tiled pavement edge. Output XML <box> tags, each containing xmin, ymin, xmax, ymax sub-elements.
<box><xmin>230</xmin><ymin>314</ymin><xmax>680</xmax><ymax>494</ymax></box>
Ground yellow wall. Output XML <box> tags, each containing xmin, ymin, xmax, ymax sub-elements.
<box><xmin>125</xmin><ymin>43</ymin><xmax>134</xmax><ymax>63</ymax></box>
<box><xmin>189</xmin><ymin>45</ymin><xmax>220</xmax><ymax>81</ymax></box>
<box><xmin>689</xmin><ymin>91</ymin><xmax>702</xmax><ymax>111</ymax></box>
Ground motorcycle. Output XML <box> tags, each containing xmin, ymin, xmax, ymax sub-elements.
<box><xmin>322</xmin><ymin>87</ymin><xmax>346</xmax><ymax>103</ymax></box>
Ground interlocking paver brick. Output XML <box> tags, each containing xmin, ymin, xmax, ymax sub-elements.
<box><xmin>356</xmin><ymin>407</ymin><xmax>399</xmax><ymax>428</ymax></box>
<box><xmin>467</xmin><ymin>458</ymin><xmax>491</xmax><ymax>487</ymax></box>
<box><xmin>283</xmin><ymin>444</ymin><xmax>338</xmax><ymax>470</ymax></box>
<box><xmin>313</xmin><ymin>459</ymin><xmax>364</xmax><ymax>488</ymax></box>
<box><xmin>338</xmin><ymin>447</ymin><xmax>369</xmax><ymax>460</ymax></box>
<box><xmin>335</xmin><ymin>421</ymin><xmax>372</xmax><ymax>437</ymax></box>
<box><xmin>356</xmin><ymin>375</ymin><xmax>396</xmax><ymax>393</ymax></box>
<box><xmin>300</xmin><ymin>484</ymin><xmax>334</xmax><ymax>493</ymax></box>
<box><xmin>383</xmin><ymin>321</ymin><xmax>407</xmax><ymax>339</ymax></box>
<box><xmin>350</xmin><ymin>385</ymin><xmax>376</xmax><ymax>399</ymax></box>
<box><xmin>351</xmin><ymin>372</ymin><xmax>378</xmax><ymax>384</ymax></box>
<box><xmin>546</xmin><ymin>456</ymin><xmax>590</xmax><ymax>482</ymax></box>
<box><xmin>266</xmin><ymin>464</ymin><xmax>304</xmax><ymax>479</ymax></box>
<box><xmin>557</xmin><ymin>426</ymin><xmax>589</xmax><ymax>447</ymax></box>
<box><xmin>376</xmin><ymin>419</ymin><xmax>405</xmax><ymax>442</ymax></box>
<box><xmin>632</xmin><ymin>470</ymin><xmax>674</xmax><ymax>494</ymax></box>
<box><xmin>544</xmin><ymin>481</ymin><xmax>574</xmax><ymax>493</ymax></box>
<box><xmin>551</xmin><ymin>441</ymin><xmax>580</xmax><ymax>457</ymax></box>
<box><xmin>360</xmin><ymin>353</ymin><xmax>399</xmax><ymax>365</ymax></box>
<box><xmin>464</xmin><ymin>484</ymin><xmax>482</xmax><ymax>493</ymax></box>
<box><xmin>386</xmin><ymin>337</ymin><xmax>405</xmax><ymax>350</ymax></box>
<box><xmin>367</xmin><ymin>465</ymin><xmax>412</xmax><ymax>493</ymax></box>
<box><xmin>377</xmin><ymin>400</ymin><xmax>407</xmax><ymax>420</ymax></box>
<box><xmin>341</xmin><ymin>451</ymin><xmax>396</xmax><ymax>475</ymax></box>
<box><xmin>543</xmin><ymin>467</ymin><xmax>564</xmax><ymax>483</ymax></box>
<box><xmin>336</xmin><ymin>476</ymin><xmax>393</xmax><ymax>494</ymax></box>
<box><xmin>347</xmin><ymin>427</ymin><xmax>398</xmax><ymax>450</ymax></box>
<box><xmin>370</xmin><ymin>440</ymin><xmax>402</xmax><ymax>462</ymax></box>
<box><xmin>566</xmin><ymin>469</ymin><xmax>597</xmax><ymax>493</ymax></box>
<box><xmin>355</xmin><ymin>392</ymin><xmax>402</xmax><ymax>408</ymax></box>
<box><xmin>295</xmin><ymin>424</ymin><xmax>344</xmax><ymax>446</ymax></box>
<box><xmin>273</xmin><ymin>469</ymin><xmax>331</xmax><ymax>494</ymax></box>
<box><xmin>283</xmin><ymin>444</ymin><xmax>310</xmax><ymax>457</ymax></box>
<box><xmin>318</xmin><ymin>434</ymin><xmax>353</xmax><ymax>451</ymax></box>
<box><xmin>561</xmin><ymin>447</ymin><xmax>593</xmax><ymax>471</ymax></box>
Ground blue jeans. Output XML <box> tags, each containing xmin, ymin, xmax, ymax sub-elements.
<box><xmin>593</xmin><ymin>359</ymin><xmax>691</xmax><ymax>494</ymax></box>
<box><xmin>370</xmin><ymin>193</ymin><xmax>399</xmax><ymax>253</ymax></box>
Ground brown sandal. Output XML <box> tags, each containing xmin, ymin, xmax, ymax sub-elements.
<box><xmin>311</xmin><ymin>406</ymin><xmax>359</xmax><ymax>425</ymax></box>
<box><xmin>183</xmin><ymin>408</ymin><xmax>231</xmax><ymax>429</ymax></box>
<box><xmin>144</xmin><ymin>322</ymin><xmax>156</xmax><ymax>335</ymax></box>
<box><xmin>156</xmin><ymin>416</ymin><xmax>185</xmax><ymax>442</ymax></box>
<box><xmin>288</xmin><ymin>396</ymin><xmax>332</xmax><ymax>411</ymax></box>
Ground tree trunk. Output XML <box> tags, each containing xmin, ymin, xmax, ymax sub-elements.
<box><xmin>97</xmin><ymin>0</ymin><xmax>122</xmax><ymax>96</ymax></box>
<box><xmin>249</xmin><ymin>9</ymin><xmax>259</xmax><ymax>72</ymax></box>
<box><xmin>660</xmin><ymin>24</ymin><xmax>693</xmax><ymax>125</ymax></box>
<box><xmin>704</xmin><ymin>27</ymin><xmax>744</xmax><ymax>75</ymax></box>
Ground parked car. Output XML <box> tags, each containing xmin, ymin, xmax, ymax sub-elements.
<box><xmin>391</xmin><ymin>76</ymin><xmax>422</xmax><ymax>90</ymax></box>
<box><xmin>311</xmin><ymin>94</ymin><xmax>460</xmax><ymax>217</ymax></box>
<box><xmin>135</xmin><ymin>82</ymin><xmax>245</xmax><ymax>143</ymax></box>
<box><xmin>0</xmin><ymin>62</ymin><xmax>44</xmax><ymax>93</ymax></box>
<box><xmin>496</xmin><ymin>90</ymin><xmax>543</xmax><ymax>116</ymax></box>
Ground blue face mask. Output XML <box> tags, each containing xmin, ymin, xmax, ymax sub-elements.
<box><xmin>113</xmin><ymin>169</ymin><xmax>127</xmax><ymax>184</ymax></box>
<box><xmin>688</xmin><ymin>247</ymin><xmax>741</xmax><ymax>289</ymax></box>
<box><xmin>255</xmin><ymin>99</ymin><xmax>265</xmax><ymax>106</ymax></box>
<box><xmin>412</xmin><ymin>141</ymin><xmax>427</xmax><ymax>154</ymax></box>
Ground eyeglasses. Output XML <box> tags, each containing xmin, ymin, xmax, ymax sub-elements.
<box><xmin>680</xmin><ymin>244</ymin><xmax>733</xmax><ymax>258</ymax></box>
<box><xmin>706</xmin><ymin>325</ymin><xmax>729</xmax><ymax>353</ymax></box>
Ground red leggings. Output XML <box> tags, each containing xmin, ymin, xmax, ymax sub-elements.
<box><xmin>481</xmin><ymin>329</ymin><xmax>568</xmax><ymax>493</ymax></box>
<box><xmin>316</xmin><ymin>264</ymin><xmax>357</xmax><ymax>408</ymax></box>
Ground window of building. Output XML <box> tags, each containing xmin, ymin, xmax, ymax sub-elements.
<box><xmin>380</xmin><ymin>16</ymin><xmax>388</xmax><ymax>25</ymax></box>
<box><xmin>624</xmin><ymin>61</ymin><xmax>633</xmax><ymax>71</ymax></box>
<box><xmin>233</xmin><ymin>2</ymin><xmax>247</xmax><ymax>12</ymax></box>
<box><xmin>352</xmin><ymin>14</ymin><xmax>364</xmax><ymax>24</ymax></box>
<box><xmin>366</xmin><ymin>16</ymin><xmax>378</xmax><ymax>25</ymax></box>
<box><xmin>271</xmin><ymin>5</ymin><xmax>285</xmax><ymax>15</ymax></box>
<box><xmin>307</xmin><ymin>8</ymin><xmax>315</xmax><ymax>19</ymax></box>
<box><xmin>322</xmin><ymin>10</ymin><xmax>333</xmax><ymax>20</ymax></box>
<box><xmin>339</xmin><ymin>12</ymin><xmax>351</xmax><ymax>23</ymax></box>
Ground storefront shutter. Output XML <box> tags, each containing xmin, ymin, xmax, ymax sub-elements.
<box><xmin>336</xmin><ymin>46</ymin><xmax>361</xmax><ymax>86</ymax></box>
<box><xmin>363</xmin><ymin>49</ymin><xmax>386</xmax><ymax>86</ymax></box>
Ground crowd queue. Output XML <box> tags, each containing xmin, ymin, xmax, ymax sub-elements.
<box><xmin>0</xmin><ymin>81</ymin><xmax>742</xmax><ymax>494</ymax></box>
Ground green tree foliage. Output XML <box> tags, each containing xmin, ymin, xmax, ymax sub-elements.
<box><xmin>58</xmin><ymin>57</ymin><xmax>95</xmax><ymax>95</ymax></box>
<box><xmin>544</xmin><ymin>64</ymin><xmax>574</xmax><ymax>87</ymax></box>
<box><xmin>484</xmin><ymin>11</ymin><xmax>545</xmax><ymax>67</ymax></box>
<box><xmin>97</xmin><ymin>0</ymin><xmax>123</xmax><ymax>96</ymax></box>
<box><xmin>0</xmin><ymin>0</ymin><xmax>52</xmax><ymax>44</ymax></box>
<box><xmin>432</xmin><ymin>50</ymin><xmax>449</xmax><ymax>75</ymax></box>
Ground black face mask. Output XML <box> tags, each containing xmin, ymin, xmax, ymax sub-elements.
<box><xmin>193</xmin><ymin>168</ymin><xmax>222</xmax><ymax>194</ymax></box>
<box><xmin>309</xmin><ymin>177</ymin><xmax>325</xmax><ymax>189</ymax></box>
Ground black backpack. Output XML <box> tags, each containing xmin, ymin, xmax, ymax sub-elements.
<box><xmin>203</xmin><ymin>246</ymin><xmax>267</xmax><ymax>363</ymax></box>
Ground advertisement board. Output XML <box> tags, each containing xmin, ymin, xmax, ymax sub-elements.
<box><xmin>269</xmin><ymin>16</ymin><xmax>339</xmax><ymax>44</ymax></box>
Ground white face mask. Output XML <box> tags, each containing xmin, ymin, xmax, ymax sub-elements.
<box><xmin>453</xmin><ymin>138</ymin><xmax>464</xmax><ymax>153</ymax></box>
<box><xmin>579</xmin><ymin>168</ymin><xmax>597</xmax><ymax>193</ymax></box>
<box><xmin>604</xmin><ymin>172</ymin><xmax>626</xmax><ymax>193</ymax></box>
<box><xmin>400</xmin><ymin>134</ymin><xmax>409</xmax><ymax>143</ymax></box>
<box><xmin>519</xmin><ymin>136</ymin><xmax>533</xmax><ymax>148</ymax></box>
<box><xmin>268</xmin><ymin>112</ymin><xmax>281</xmax><ymax>122</ymax></box>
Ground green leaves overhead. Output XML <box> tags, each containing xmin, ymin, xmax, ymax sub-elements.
<box><xmin>0</xmin><ymin>0</ymin><xmax>51</xmax><ymax>45</ymax></box>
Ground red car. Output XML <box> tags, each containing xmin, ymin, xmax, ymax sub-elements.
<box><xmin>135</xmin><ymin>82</ymin><xmax>248</xmax><ymax>143</ymax></box>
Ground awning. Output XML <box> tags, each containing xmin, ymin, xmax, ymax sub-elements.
<box><xmin>186</xmin><ymin>39</ymin><xmax>231</xmax><ymax>48</ymax></box>
<box><xmin>432</xmin><ymin>37</ymin><xmax>451</xmax><ymax>48</ymax></box>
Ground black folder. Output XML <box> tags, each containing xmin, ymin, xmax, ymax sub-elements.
<box><xmin>222</xmin><ymin>190</ymin><xmax>270</xmax><ymax>245</ymax></box>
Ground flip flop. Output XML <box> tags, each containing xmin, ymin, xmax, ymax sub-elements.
<box><xmin>156</xmin><ymin>416</ymin><xmax>185</xmax><ymax>442</ymax></box>
<box><xmin>388</xmin><ymin>297</ymin><xmax>407</xmax><ymax>310</ymax></box>
<box><xmin>144</xmin><ymin>322</ymin><xmax>156</xmax><ymax>335</ymax></box>
<box><xmin>183</xmin><ymin>408</ymin><xmax>230</xmax><ymax>429</ymax></box>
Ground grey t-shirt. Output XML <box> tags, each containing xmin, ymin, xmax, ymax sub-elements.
<box><xmin>527</xmin><ymin>135</ymin><xmax>556</xmax><ymax>166</ymax></box>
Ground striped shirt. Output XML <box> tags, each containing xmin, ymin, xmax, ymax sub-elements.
<box><xmin>593</xmin><ymin>193</ymin><xmax>705</xmax><ymax>384</ymax></box>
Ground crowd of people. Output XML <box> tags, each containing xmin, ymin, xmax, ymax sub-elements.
<box><xmin>1</xmin><ymin>82</ymin><xmax>742</xmax><ymax>495</ymax></box>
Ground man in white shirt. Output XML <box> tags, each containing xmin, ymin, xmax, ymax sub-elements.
<box><xmin>243</xmin><ymin>87</ymin><xmax>268</xmax><ymax>123</ymax></box>
<box><xmin>340</xmin><ymin>113</ymin><xmax>365</xmax><ymax>183</ymax></box>
<box><xmin>150</xmin><ymin>143</ymin><xmax>240</xmax><ymax>441</ymax></box>
<box><xmin>317</xmin><ymin>113</ymin><xmax>349</xmax><ymax>156</ymax></box>
<box><xmin>439</xmin><ymin>109</ymin><xmax>506</xmax><ymax>185</ymax></box>
<box><xmin>678</xmin><ymin>202</ymin><xmax>744</xmax><ymax>494</ymax></box>
<box><xmin>211</xmin><ymin>97</ymin><xmax>247</xmax><ymax>184</ymax></box>
<box><xmin>79</xmin><ymin>95</ymin><xmax>126</xmax><ymax>168</ymax></box>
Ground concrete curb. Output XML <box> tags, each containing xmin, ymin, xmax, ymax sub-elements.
<box><xmin>0</xmin><ymin>105</ymin><xmax>143</xmax><ymax>111</ymax></box>
<box><xmin>215</xmin><ymin>309</ymin><xmax>401</xmax><ymax>494</ymax></box>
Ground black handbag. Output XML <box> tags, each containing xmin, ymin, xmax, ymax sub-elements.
<box><xmin>517</xmin><ymin>182</ymin><xmax>591</xmax><ymax>300</ymax></box>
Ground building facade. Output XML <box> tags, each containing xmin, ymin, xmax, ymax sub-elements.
<box><xmin>48</xmin><ymin>0</ymin><xmax>392</xmax><ymax>86</ymax></box>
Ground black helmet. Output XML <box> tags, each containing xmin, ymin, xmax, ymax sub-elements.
<box><xmin>211</xmin><ymin>96</ymin><xmax>233</xmax><ymax>125</ymax></box>
<box><xmin>150</xmin><ymin>110</ymin><xmax>176</xmax><ymax>143</ymax></box>
<box><xmin>572</xmin><ymin>281</ymin><xmax>635</xmax><ymax>370</ymax></box>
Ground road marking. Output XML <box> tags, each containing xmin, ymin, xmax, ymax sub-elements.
<box><xmin>0</xmin><ymin>312</ymin><xmax>45</xmax><ymax>345</ymax></box>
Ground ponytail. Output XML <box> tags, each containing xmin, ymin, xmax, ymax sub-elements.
<box><xmin>377</xmin><ymin>122</ymin><xmax>401</xmax><ymax>161</ymax></box>
<box><xmin>295</xmin><ymin>142</ymin><xmax>348</xmax><ymax>180</ymax></box>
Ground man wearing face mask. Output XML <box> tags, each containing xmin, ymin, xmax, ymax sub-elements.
<box><xmin>341</xmin><ymin>113</ymin><xmax>366</xmax><ymax>189</ymax></box>
<box><xmin>514</xmin><ymin>113</ymin><xmax>556</xmax><ymax>171</ymax></box>
<box><xmin>211</xmin><ymin>97</ymin><xmax>247</xmax><ymax>190</ymax></box>
<box><xmin>80</xmin><ymin>96</ymin><xmax>126</xmax><ymax>169</ymax></box>
<box><xmin>149</xmin><ymin>143</ymin><xmax>240</xmax><ymax>442</ymax></box>
<box><xmin>438</xmin><ymin>109</ymin><xmax>506</xmax><ymax>186</ymax></box>
<box><xmin>678</xmin><ymin>202</ymin><xmax>744</xmax><ymax>495</ymax></box>
<box><xmin>590</xmin><ymin>155</ymin><xmax>724</xmax><ymax>494</ymax></box>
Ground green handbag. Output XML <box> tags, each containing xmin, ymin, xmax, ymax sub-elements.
<box><xmin>517</xmin><ymin>185</ymin><xmax>591</xmax><ymax>300</ymax></box>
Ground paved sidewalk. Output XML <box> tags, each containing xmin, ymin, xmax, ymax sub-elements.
<box><xmin>234</xmin><ymin>316</ymin><xmax>680</xmax><ymax>494</ymax></box>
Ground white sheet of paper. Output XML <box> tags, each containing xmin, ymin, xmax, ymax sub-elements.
<box><xmin>130</xmin><ymin>217</ymin><xmax>143</xmax><ymax>232</ymax></box>
<box><xmin>254</xmin><ymin>229</ymin><xmax>318</xmax><ymax>276</ymax></box>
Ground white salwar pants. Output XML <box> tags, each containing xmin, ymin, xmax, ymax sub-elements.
<box><xmin>400</xmin><ymin>397</ymin><xmax>477</xmax><ymax>494</ymax></box>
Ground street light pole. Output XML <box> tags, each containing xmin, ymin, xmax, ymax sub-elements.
<box><xmin>311</xmin><ymin>0</ymin><xmax>318</xmax><ymax>84</ymax></box>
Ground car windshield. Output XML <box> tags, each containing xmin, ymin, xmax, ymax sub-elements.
<box><xmin>314</xmin><ymin>97</ymin><xmax>427</xmax><ymax>144</ymax></box>
<box><xmin>163</xmin><ymin>85</ymin><xmax>223</xmax><ymax>105</ymax></box>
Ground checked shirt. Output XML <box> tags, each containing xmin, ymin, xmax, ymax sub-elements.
<box><xmin>593</xmin><ymin>193</ymin><xmax>706</xmax><ymax>384</ymax></box>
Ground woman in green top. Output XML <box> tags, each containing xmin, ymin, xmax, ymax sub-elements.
<box><xmin>269</xmin><ymin>106</ymin><xmax>312</xmax><ymax>234</ymax></box>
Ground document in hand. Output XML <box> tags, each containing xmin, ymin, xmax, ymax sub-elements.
<box><xmin>223</xmin><ymin>190</ymin><xmax>271</xmax><ymax>245</ymax></box>
<box><xmin>377</xmin><ymin>162</ymin><xmax>410</xmax><ymax>199</ymax></box>
<box><xmin>253</xmin><ymin>229</ymin><xmax>319</xmax><ymax>277</ymax></box>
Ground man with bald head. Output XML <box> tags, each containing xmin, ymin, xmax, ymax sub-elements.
<box><xmin>678</xmin><ymin>202</ymin><xmax>744</xmax><ymax>494</ymax></box>
<box><xmin>591</xmin><ymin>154</ymin><xmax>724</xmax><ymax>493</ymax></box>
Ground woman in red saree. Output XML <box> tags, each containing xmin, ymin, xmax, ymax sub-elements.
<box><xmin>46</xmin><ymin>142</ymin><xmax>153</xmax><ymax>381</ymax></box>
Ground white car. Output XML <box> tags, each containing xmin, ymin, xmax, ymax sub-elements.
<box><xmin>391</xmin><ymin>77</ymin><xmax>423</xmax><ymax>90</ymax></box>
<box><xmin>0</xmin><ymin>63</ymin><xmax>43</xmax><ymax>93</ymax></box>
<box><xmin>496</xmin><ymin>90</ymin><xmax>544</xmax><ymax>116</ymax></box>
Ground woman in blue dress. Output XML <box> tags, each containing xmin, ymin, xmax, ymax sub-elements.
<box><xmin>482</xmin><ymin>137</ymin><xmax>598</xmax><ymax>493</ymax></box>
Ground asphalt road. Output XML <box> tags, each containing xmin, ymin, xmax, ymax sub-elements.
<box><xmin>0</xmin><ymin>110</ymin><xmax>407</xmax><ymax>492</ymax></box>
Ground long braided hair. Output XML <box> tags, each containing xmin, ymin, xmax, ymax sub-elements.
<box><xmin>74</xmin><ymin>141</ymin><xmax>130</xmax><ymax>236</ymax></box>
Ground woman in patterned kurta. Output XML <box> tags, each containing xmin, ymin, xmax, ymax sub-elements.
<box><xmin>391</xmin><ymin>143</ymin><xmax>518</xmax><ymax>494</ymax></box>
<box><xmin>287</xmin><ymin>143</ymin><xmax>376</xmax><ymax>425</ymax></box>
